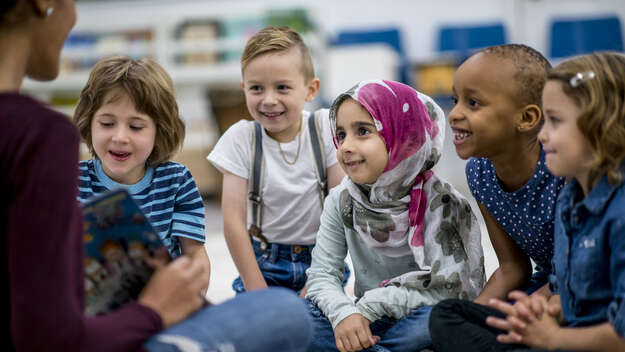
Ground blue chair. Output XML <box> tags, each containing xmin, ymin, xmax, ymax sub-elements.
<box><xmin>332</xmin><ymin>28</ymin><xmax>410</xmax><ymax>84</ymax></box>
<box><xmin>426</xmin><ymin>23</ymin><xmax>505</xmax><ymax>107</ymax></box>
<box><xmin>550</xmin><ymin>16</ymin><xmax>624</xmax><ymax>59</ymax></box>
<box><xmin>437</xmin><ymin>23</ymin><xmax>507</xmax><ymax>60</ymax></box>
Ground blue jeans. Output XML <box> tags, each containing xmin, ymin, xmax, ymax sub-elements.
<box><xmin>233</xmin><ymin>240</ymin><xmax>350</xmax><ymax>293</ymax></box>
<box><xmin>143</xmin><ymin>288</ymin><xmax>312</xmax><ymax>352</ymax></box>
<box><xmin>306</xmin><ymin>300</ymin><xmax>433</xmax><ymax>352</ymax></box>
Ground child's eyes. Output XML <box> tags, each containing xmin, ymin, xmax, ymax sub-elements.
<box><xmin>450</xmin><ymin>96</ymin><xmax>479</xmax><ymax>108</ymax></box>
<box><xmin>335</xmin><ymin>128</ymin><xmax>371</xmax><ymax>142</ymax></box>
<box><xmin>97</xmin><ymin>121</ymin><xmax>145</xmax><ymax>131</ymax></box>
<box><xmin>335</xmin><ymin>131</ymin><xmax>346</xmax><ymax>142</ymax></box>
<box><xmin>277</xmin><ymin>84</ymin><xmax>291</xmax><ymax>91</ymax></box>
<box><xmin>249</xmin><ymin>85</ymin><xmax>262</xmax><ymax>92</ymax></box>
<box><xmin>547</xmin><ymin>115</ymin><xmax>560</xmax><ymax>126</ymax></box>
<box><xmin>99</xmin><ymin>121</ymin><xmax>114</xmax><ymax>128</ymax></box>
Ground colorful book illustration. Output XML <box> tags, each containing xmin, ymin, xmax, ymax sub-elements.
<box><xmin>82</xmin><ymin>189</ymin><xmax>167</xmax><ymax>315</ymax></box>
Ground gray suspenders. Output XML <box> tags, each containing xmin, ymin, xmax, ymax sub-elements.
<box><xmin>308</xmin><ymin>110</ymin><xmax>329</xmax><ymax>203</ymax></box>
<box><xmin>247</xmin><ymin>121</ymin><xmax>267</xmax><ymax>248</ymax></box>
<box><xmin>248</xmin><ymin>112</ymin><xmax>328</xmax><ymax>250</ymax></box>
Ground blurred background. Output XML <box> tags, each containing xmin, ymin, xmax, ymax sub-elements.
<box><xmin>25</xmin><ymin>0</ymin><xmax>625</xmax><ymax>302</ymax></box>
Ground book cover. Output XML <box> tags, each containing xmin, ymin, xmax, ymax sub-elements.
<box><xmin>82</xmin><ymin>189</ymin><xmax>167</xmax><ymax>315</ymax></box>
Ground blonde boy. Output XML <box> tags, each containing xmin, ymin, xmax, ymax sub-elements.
<box><xmin>208</xmin><ymin>26</ymin><xmax>347</xmax><ymax>294</ymax></box>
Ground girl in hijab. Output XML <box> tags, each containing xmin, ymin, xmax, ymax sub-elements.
<box><xmin>305</xmin><ymin>80</ymin><xmax>485</xmax><ymax>352</ymax></box>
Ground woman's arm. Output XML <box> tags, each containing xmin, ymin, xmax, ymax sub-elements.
<box><xmin>8</xmin><ymin>114</ymin><xmax>169</xmax><ymax>351</ymax></box>
<box><xmin>474</xmin><ymin>203</ymin><xmax>532</xmax><ymax>305</ymax></box>
<box><xmin>221</xmin><ymin>171</ymin><xmax>267</xmax><ymax>291</ymax></box>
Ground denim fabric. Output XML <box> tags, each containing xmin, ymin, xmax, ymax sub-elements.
<box><xmin>306</xmin><ymin>300</ymin><xmax>432</xmax><ymax>352</ymax></box>
<box><xmin>233</xmin><ymin>240</ymin><xmax>350</xmax><ymax>293</ymax></box>
<box><xmin>143</xmin><ymin>288</ymin><xmax>312</xmax><ymax>352</ymax></box>
<box><xmin>551</xmin><ymin>176</ymin><xmax>625</xmax><ymax>335</ymax></box>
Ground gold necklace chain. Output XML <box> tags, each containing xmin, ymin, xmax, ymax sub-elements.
<box><xmin>278</xmin><ymin>121</ymin><xmax>302</xmax><ymax>165</ymax></box>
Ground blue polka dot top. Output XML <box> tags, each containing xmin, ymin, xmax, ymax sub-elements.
<box><xmin>466</xmin><ymin>149</ymin><xmax>566</xmax><ymax>272</ymax></box>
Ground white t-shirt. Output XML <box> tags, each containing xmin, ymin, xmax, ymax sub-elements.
<box><xmin>207</xmin><ymin>110</ymin><xmax>338</xmax><ymax>245</ymax></box>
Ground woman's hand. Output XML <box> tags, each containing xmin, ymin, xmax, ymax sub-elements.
<box><xmin>138</xmin><ymin>254</ymin><xmax>209</xmax><ymax>328</ymax></box>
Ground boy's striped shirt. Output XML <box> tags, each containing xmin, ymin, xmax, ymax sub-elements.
<box><xmin>77</xmin><ymin>159</ymin><xmax>205</xmax><ymax>257</ymax></box>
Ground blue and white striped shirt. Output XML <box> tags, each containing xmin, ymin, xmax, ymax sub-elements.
<box><xmin>77</xmin><ymin>159</ymin><xmax>205</xmax><ymax>257</ymax></box>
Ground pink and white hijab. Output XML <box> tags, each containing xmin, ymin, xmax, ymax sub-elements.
<box><xmin>330</xmin><ymin>80</ymin><xmax>484</xmax><ymax>299</ymax></box>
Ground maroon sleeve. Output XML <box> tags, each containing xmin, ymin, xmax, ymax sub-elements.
<box><xmin>7</xmin><ymin>101</ymin><xmax>162</xmax><ymax>351</ymax></box>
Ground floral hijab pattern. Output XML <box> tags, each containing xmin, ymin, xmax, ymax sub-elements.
<box><xmin>330</xmin><ymin>80</ymin><xmax>484</xmax><ymax>299</ymax></box>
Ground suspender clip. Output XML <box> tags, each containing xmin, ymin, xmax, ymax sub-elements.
<box><xmin>248</xmin><ymin>225</ymin><xmax>269</xmax><ymax>250</ymax></box>
<box><xmin>248</xmin><ymin>192</ymin><xmax>262</xmax><ymax>205</ymax></box>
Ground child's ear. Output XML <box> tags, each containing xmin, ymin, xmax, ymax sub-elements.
<box><xmin>305</xmin><ymin>78</ymin><xmax>321</xmax><ymax>102</ymax></box>
<box><xmin>240</xmin><ymin>80</ymin><xmax>245</xmax><ymax>90</ymax></box>
<box><xmin>516</xmin><ymin>104</ymin><xmax>542</xmax><ymax>133</ymax></box>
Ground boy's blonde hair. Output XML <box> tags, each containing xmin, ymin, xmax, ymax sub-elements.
<box><xmin>548</xmin><ymin>52</ymin><xmax>625</xmax><ymax>187</ymax></box>
<box><xmin>240</xmin><ymin>26</ymin><xmax>315</xmax><ymax>82</ymax></box>
<box><xmin>74</xmin><ymin>56</ymin><xmax>185</xmax><ymax>167</ymax></box>
<box><xmin>479</xmin><ymin>44</ymin><xmax>552</xmax><ymax>111</ymax></box>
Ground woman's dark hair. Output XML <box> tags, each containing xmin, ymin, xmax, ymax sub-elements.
<box><xmin>0</xmin><ymin>0</ymin><xmax>18</xmax><ymax>14</ymax></box>
<box><xmin>1</xmin><ymin>0</ymin><xmax>30</xmax><ymax>28</ymax></box>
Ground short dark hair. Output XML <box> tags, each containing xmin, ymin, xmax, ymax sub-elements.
<box><xmin>479</xmin><ymin>44</ymin><xmax>552</xmax><ymax>110</ymax></box>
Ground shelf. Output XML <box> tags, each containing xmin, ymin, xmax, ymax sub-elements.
<box><xmin>22</xmin><ymin>61</ymin><xmax>242</xmax><ymax>93</ymax></box>
<box><xmin>22</xmin><ymin>4</ymin><xmax>322</xmax><ymax>94</ymax></box>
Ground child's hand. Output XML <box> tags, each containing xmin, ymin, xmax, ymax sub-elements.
<box><xmin>487</xmin><ymin>291</ymin><xmax>561</xmax><ymax>333</ymax></box>
<box><xmin>299</xmin><ymin>286</ymin><xmax>308</xmax><ymax>298</ymax></box>
<box><xmin>486</xmin><ymin>294</ymin><xmax>560</xmax><ymax>349</ymax></box>
<box><xmin>487</xmin><ymin>290</ymin><xmax>544</xmax><ymax>330</ymax></box>
<box><xmin>334</xmin><ymin>313</ymin><xmax>380</xmax><ymax>352</ymax></box>
<box><xmin>543</xmin><ymin>294</ymin><xmax>563</xmax><ymax>324</ymax></box>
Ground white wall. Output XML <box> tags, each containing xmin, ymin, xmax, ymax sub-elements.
<box><xmin>76</xmin><ymin>0</ymin><xmax>625</xmax><ymax>63</ymax></box>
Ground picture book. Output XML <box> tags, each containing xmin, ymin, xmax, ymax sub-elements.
<box><xmin>82</xmin><ymin>189</ymin><xmax>167</xmax><ymax>315</ymax></box>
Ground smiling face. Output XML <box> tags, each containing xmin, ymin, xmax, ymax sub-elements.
<box><xmin>90</xmin><ymin>89</ymin><xmax>156</xmax><ymax>185</ymax></box>
<box><xmin>448</xmin><ymin>52</ymin><xmax>524</xmax><ymax>159</ymax></box>
<box><xmin>539</xmin><ymin>80</ymin><xmax>593</xmax><ymax>184</ymax></box>
<box><xmin>335</xmin><ymin>98</ymin><xmax>388</xmax><ymax>185</ymax></box>
<box><xmin>241</xmin><ymin>48</ymin><xmax>319</xmax><ymax>142</ymax></box>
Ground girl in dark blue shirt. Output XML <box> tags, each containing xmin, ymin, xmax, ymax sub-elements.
<box><xmin>448</xmin><ymin>44</ymin><xmax>565</xmax><ymax>304</ymax></box>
